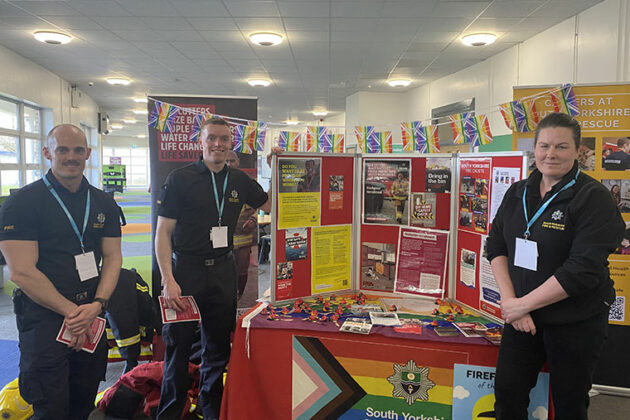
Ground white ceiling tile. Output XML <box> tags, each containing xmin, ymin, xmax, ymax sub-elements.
<box><xmin>111</xmin><ymin>30</ymin><xmax>160</xmax><ymax>42</ymax></box>
<box><xmin>140</xmin><ymin>17</ymin><xmax>194</xmax><ymax>31</ymax></box>
<box><xmin>529</xmin><ymin>0</ymin><xmax>602</xmax><ymax>18</ymax></box>
<box><xmin>117</xmin><ymin>0</ymin><xmax>179</xmax><ymax>17</ymax></box>
<box><xmin>0</xmin><ymin>3</ymin><xmax>29</xmax><ymax>16</ymax></box>
<box><xmin>415</xmin><ymin>17</ymin><xmax>470</xmax><ymax>32</ymax></box>
<box><xmin>331</xmin><ymin>18</ymin><xmax>378</xmax><ymax>32</ymax></box>
<box><xmin>199</xmin><ymin>31</ymin><xmax>244</xmax><ymax>43</ymax></box>
<box><xmin>286</xmin><ymin>31</ymin><xmax>329</xmax><ymax>43</ymax></box>
<box><xmin>276</xmin><ymin>2</ymin><xmax>330</xmax><ymax>18</ymax></box>
<box><xmin>331</xmin><ymin>1</ymin><xmax>385</xmax><ymax>18</ymax></box>
<box><xmin>233</xmin><ymin>17</ymin><xmax>284</xmax><ymax>32</ymax></box>
<box><xmin>169</xmin><ymin>0</ymin><xmax>230</xmax><ymax>17</ymax></box>
<box><xmin>0</xmin><ymin>16</ymin><xmax>56</xmax><ymax>30</ymax></box>
<box><xmin>0</xmin><ymin>29</ymin><xmax>30</xmax><ymax>41</ymax></box>
<box><xmin>223</xmin><ymin>2</ymin><xmax>281</xmax><ymax>18</ymax></box>
<box><xmin>131</xmin><ymin>41</ymin><xmax>182</xmax><ymax>57</ymax></box>
<box><xmin>481</xmin><ymin>1</ymin><xmax>545</xmax><ymax>18</ymax></box>
<box><xmin>412</xmin><ymin>31</ymin><xmax>459</xmax><ymax>43</ymax></box>
<box><xmin>432</xmin><ymin>1</ymin><xmax>492</xmax><ymax>18</ymax></box>
<box><xmin>91</xmin><ymin>16</ymin><xmax>148</xmax><ymax>30</ymax></box>
<box><xmin>9</xmin><ymin>1</ymin><xmax>81</xmax><ymax>16</ymax></box>
<box><xmin>465</xmin><ymin>18</ymin><xmax>522</xmax><ymax>33</ymax></box>
<box><xmin>210</xmin><ymin>40</ymin><xmax>252</xmax><ymax>52</ymax></box>
<box><xmin>381</xmin><ymin>0</ymin><xmax>439</xmax><ymax>18</ymax></box>
<box><xmin>331</xmin><ymin>31</ymin><xmax>374</xmax><ymax>42</ymax></box>
<box><xmin>283</xmin><ymin>18</ymin><xmax>329</xmax><ymax>31</ymax></box>
<box><xmin>65</xmin><ymin>0</ymin><xmax>130</xmax><ymax>17</ymax></box>
<box><xmin>38</xmin><ymin>15</ymin><xmax>103</xmax><ymax>30</ymax></box>
<box><xmin>154</xmin><ymin>30</ymin><xmax>204</xmax><ymax>42</ymax></box>
<box><xmin>187</xmin><ymin>17</ymin><xmax>238</xmax><ymax>31</ymax></box>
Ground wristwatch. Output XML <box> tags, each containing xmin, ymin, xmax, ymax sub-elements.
<box><xmin>94</xmin><ymin>297</ymin><xmax>109</xmax><ymax>312</ymax></box>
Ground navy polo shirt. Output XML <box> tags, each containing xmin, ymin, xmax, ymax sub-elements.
<box><xmin>0</xmin><ymin>170</ymin><xmax>121</xmax><ymax>296</ymax></box>
<box><xmin>157</xmin><ymin>158</ymin><xmax>268</xmax><ymax>257</ymax></box>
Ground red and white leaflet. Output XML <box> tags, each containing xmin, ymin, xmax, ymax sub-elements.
<box><xmin>158</xmin><ymin>295</ymin><xmax>201</xmax><ymax>323</ymax></box>
<box><xmin>56</xmin><ymin>316</ymin><xmax>106</xmax><ymax>353</ymax></box>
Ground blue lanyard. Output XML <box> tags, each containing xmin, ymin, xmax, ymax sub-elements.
<box><xmin>210</xmin><ymin>169</ymin><xmax>229</xmax><ymax>226</ymax></box>
<box><xmin>42</xmin><ymin>175</ymin><xmax>90</xmax><ymax>252</ymax></box>
<box><xmin>522</xmin><ymin>169</ymin><xmax>580</xmax><ymax>238</ymax></box>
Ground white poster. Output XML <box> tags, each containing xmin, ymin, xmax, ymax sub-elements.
<box><xmin>479</xmin><ymin>235</ymin><xmax>501</xmax><ymax>306</ymax></box>
<box><xmin>490</xmin><ymin>167</ymin><xmax>520</xmax><ymax>223</ymax></box>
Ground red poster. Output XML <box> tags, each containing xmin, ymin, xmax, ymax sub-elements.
<box><xmin>458</xmin><ymin>158</ymin><xmax>491</xmax><ymax>234</ymax></box>
<box><xmin>394</xmin><ymin>227</ymin><xmax>449</xmax><ymax>298</ymax></box>
<box><xmin>158</xmin><ymin>103</ymin><xmax>215</xmax><ymax>162</ymax></box>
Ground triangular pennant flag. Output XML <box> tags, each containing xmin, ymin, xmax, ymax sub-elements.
<box><xmin>450</xmin><ymin>113</ymin><xmax>471</xmax><ymax>144</ymax></box>
<box><xmin>550</xmin><ymin>84</ymin><xmax>579</xmax><ymax>116</ymax></box>
<box><xmin>316</xmin><ymin>127</ymin><xmax>332</xmax><ymax>152</ymax></box>
<box><xmin>354</xmin><ymin>126</ymin><xmax>372</xmax><ymax>153</ymax></box>
<box><xmin>417</xmin><ymin>124</ymin><xmax>440</xmax><ymax>153</ymax></box>
<box><xmin>401</xmin><ymin>122</ymin><xmax>414</xmax><ymax>152</ymax></box>
<box><xmin>367</xmin><ymin>128</ymin><xmax>380</xmax><ymax>153</ymax></box>
<box><xmin>333</xmin><ymin>134</ymin><xmax>345</xmax><ymax>153</ymax></box>
<box><xmin>499</xmin><ymin>102</ymin><xmax>518</xmax><ymax>131</ymax></box>
<box><xmin>379</xmin><ymin>131</ymin><xmax>392</xmax><ymax>153</ymax></box>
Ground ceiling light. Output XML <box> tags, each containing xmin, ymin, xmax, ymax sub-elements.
<box><xmin>249</xmin><ymin>32</ymin><xmax>283</xmax><ymax>47</ymax></box>
<box><xmin>312</xmin><ymin>110</ymin><xmax>328</xmax><ymax>117</ymax></box>
<box><xmin>461</xmin><ymin>33</ymin><xmax>497</xmax><ymax>47</ymax></box>
<box><xmin>106</xmin><ymin>77</ymin><xmax>131</xmax><ymax>86</ymax></box>
<box><xmin>136</xmin><ymin>134</ymin><xmax>146</xmax><ymax>138</ymax></box>
<box><xmin>387</xmin><ymin>79</ymin><xmax>411</xmax><ymax>87</ymax></box>
<box><xmin>122</xmin><ymin>119</ymin><xmax>137</xmax><ymax>124</ymax></box>
<box><xmin>132</xmin><ymin>109</ymin><xmax>148</xmax><ymax>115</ymax></box>
<box><xmin>110</xmin><ymin>124</ymin><xmax>123</xmax><ymax>130</ymax></box>
<box><xmin>133</xmin><ymin>97</ymin><xmax>148</xmax><ymax>103</ymax></box>
<box><xmin>248</xmin><ymin>79</ymin><xmax>271</xmax><ymax>87</ymax></box>
<box><xmin>33</xmin><ymin>31</ymin><xmax>72</xmax><ymax>45</ymax></box>
<box><xmin>286</xmin><ymin>120</ymin><xmax>299</xmax><ymax>126</ymax></box>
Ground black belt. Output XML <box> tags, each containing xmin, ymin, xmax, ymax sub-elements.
<box><xmin>174</xmin><ymin>250</ymin><xmax>234</xmax><ymax>267</ymax></box>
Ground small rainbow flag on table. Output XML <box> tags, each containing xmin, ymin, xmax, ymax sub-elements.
<box><xmin>333</xmin><ymin>134</ymin><xmax>345</xmax><ymax>153</ymax></box>
<box><xmin>279</xmin><ymin>131</ymin><xmax>301</xmax><ymax>151</ymax></box>
<box><xmin>550</xmin><ymin>84</ymin><xmax>579</xmax><ymax>116</ymax></box>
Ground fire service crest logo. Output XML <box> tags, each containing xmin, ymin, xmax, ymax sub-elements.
<box><xmin>387</xmin><ymin>360</ymin><xmax>435</xmax><ymax>405</ymax></box>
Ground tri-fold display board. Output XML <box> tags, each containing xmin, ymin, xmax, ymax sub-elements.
<box><xmin>270</xmin><ymin>151</ymin><xmax>527</xmax><ymax>321</ymax></box>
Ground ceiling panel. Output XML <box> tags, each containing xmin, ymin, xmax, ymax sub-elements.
<box><xmin>169</xmin><ymin>0</ymin><xmax>230</xmax><ymax>18</ymax></box>
<box><xmin>10</xmin><ymin>1</ymin><xmax>80</xmax><ymax>16</ymax></box>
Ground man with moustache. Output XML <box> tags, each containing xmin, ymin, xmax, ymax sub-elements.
<box><xmin>0</xmin><ymin>124</ymin><xmax>122</xmax><ymax>419</ymax></box>
<box><xmin>155</xmin><ymin>117</ymin><xmax>272</xmax><ymax>419</ymax></box>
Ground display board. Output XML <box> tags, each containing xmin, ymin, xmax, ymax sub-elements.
<box><xmin>271</xmin><ymin>153</ymin><xmax>356</xmax><ymax>301</ymax></box>
<box><xmin>358</xmin><ymin>155</ymin><xmax>453</xmax><ymax>299</ymax></box>
<box><xmin>512</xmin><ymin>83</ymin><xmax>630</xmax><ymax>391</ymax></box>
<box><xmin>453</xmin><ymin>153</ymin><xmax>528</xmax><ymax>319</ymax></box>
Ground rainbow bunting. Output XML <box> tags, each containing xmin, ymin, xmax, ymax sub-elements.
<box><xmin>379</xmin><ymin>131</ymin><xmax>393</xmax><ymax>153</ymax></box>
<box><xmin>317</xmin><ymin>127</ymin><xmax>332</xmax><ymax>152</ymax></box>
<box><xmin>233</xmin><ymin>124</ymin><xmax>256</xmax><ymax>154</ymax></box>
<box><xmin>148</xmin><ymin>101</ymin><xmax>179</xmax><ymax>133</ymax></box>
<box><xmin>514</xmin><ymin>99</ymin><xmax>539</xmax><ymax>132</ymax></box>
<box><xmin>450</xmin><ymin>113</ymin><xmax>471</xmax><ymax>144</ymax></box>
<box><xmin>305</xmin><ymin>126</ymin><xmax>319</xmax><ymax>152</ymax></box>
<box><xmin>367</xmin><ymin>128</ymin><xmax>380</xmax><ymax>153</ymax></box>
<box><xmin>464</xmin><ymin>114</ymin><xmax>493</xmax><ymax>147</ymax></box>
<box><xmin>401</xmin><ymin>122</ymin><xmax>414</xmax><ymax>152</ymax></box>
<box><xmin>279</xmin><ymin>131</ymin><xmax>301</xmax><ymax>151</ymax></box>
<box><xmin>188</xmin><ymin>112</ymin><xmax>215</xmax><ymax>142</ymax></box>
<box><xmin>249</xmin><ymin>121</ymin><xmax>267</xmax><ymax>152</ymax></box>
<box><xmin>333</xmin><ymin>134</ymin><xmax>345</xmax><ymax>153</ymax></box>
<box><xmin>417</xmin><ymin>124</ymin><xmax>440</xmax><ymax>153</ymax></box>
<box><xmin>499</xmin><ymin>102</ymin><xmax>518</xmax><ymax>131</ymax></box>
<box><xmin>232</xmin><ymin>124</ymin><xmax>244</xmax><ymax>153</ymax></box>
<box><xmin>550</xmin><ymin>84</ymin><xmax>579</xmax><ymax>116</ymax></box>
<box><xmin>354</xmin><ymin>126</ymin><xmax>373</xmax><ymax>153</ymax></box>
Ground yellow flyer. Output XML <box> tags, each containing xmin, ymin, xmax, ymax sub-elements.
<box><xmin>278</xmin><ymin>157</ymin><xmax>322</xmax><ymax>229</ymax></box>
<box><xmin>608</xmin><ymin>259</ymin><xmax>630</xmax><ymax>326</ymax></box>
<box><xmin>311</xmin><ymin>225</ymin><xmax>352</xmax><ymax>294</ymax></box>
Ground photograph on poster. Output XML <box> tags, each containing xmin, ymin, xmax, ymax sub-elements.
<box><xmin>460</xmin><ymin>249</ymin><xmax>476</xmax><ymax>289</ymax></box>
<box><xmin>328</xmin><ymin>175</ymin><xmax>344</xmax><ymax>210</ymax></box>
<box><xmin>363</xmin><ymin>160</ymin><xmax>411</xmax><ymax>225</ymax></box>
<box><xmin>459</xmin><ymin>195</ymin><xmax>470</xmax><ymax>210</ymax></box>
<box><xmin>277</xmin><ymin>262</ymin><xmax>293</xmax><ymax>280</ymax></box>
<box><xmin>614</xmin><ymin>221</ymin><xmax>630</xmax><ymax>255</ymax></box>
<box><xmin>329</xmin><ymin>175</ymin><xmax>344</xmax><ymax>191</ymax></box>
<box><xmin>285</xmin><ymin>228</ymin><xmax>308</xmax><ymax>261</ymax></box>
<box><xmin>602</xmin><ymin>136</ymin><xmax>630</xmax><ymax>171</ymax></box>
<box><xmin>426</xmin><ymin>157</ymin><xmax>451</xmax><ymax>193</ymax></box>
<box><xmin>361</xmin><ymin>242</ymin><xmax>396</xmax><ymax>291</ymax></box>
<box><xmin>278</xmin><ymin>158</ymin><xmax>322</xmax><ymax>229</ymax></box>
<box><xmin>577</xmin><ymin>137</ymin><xmax>595</xmax><ymax>171</ymax></box>
<box><xmin>410</xmin><ymin>192</ymin><xmax>436</xmax><ymax>227</ymax></box>
<box><xmin>459</xmin><ymin>210</ymin><xmax>472</xmax><ymax>227</ymax></box>
<box><xmin>601</xmin><ymin>179</ymin><xmax>630</xmax><ymax>213</ymax></box>
<box><xmin>279</xmin><ymin>158</ymin><xmax>321</xmax><ymax>193</ymax></box>
<box><xmin>459</xmin><ymin>159</ymin><xmax>491</xmax><ymax>234</ymax></box>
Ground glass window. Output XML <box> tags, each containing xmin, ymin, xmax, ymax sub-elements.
<box><xmin>26</xmin><ymin>169</ymin><xmax>42</xmax><ymax>185</ymax></box>
<box><xmin>0</xmin><ymin>98</ymin><xmax>18</xmax><ymax>131</ymax></box>
<box><xmin>130</xmin><ymin>174</ymin><xmax>146</xmax><ymax>186</ymax></box>
<box><xmin>23</xmin><ymin>106</ymin><xmax>41</xmax><ymax>133</ymax></box>
<box><xmin>131</xmin><ymin>148</ymin><xmax>146</xmax><ymax>157</ymax></box>
<box><xmin>25</xmin><ymin>138</ymin><xmax>41</xmax><ymax>164</ymax></box>
<box><xmin>1</xmin><ymin>170</ymin><xmax>21</xmax><ymax>195</ymax></box>
<box><xmin>0</xmin><ymin>135</ymin><xmax>19</xmax><ymax>163</ymax></box>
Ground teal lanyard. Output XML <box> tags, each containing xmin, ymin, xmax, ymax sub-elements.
<box><xmin>42</xmin><ymin>175</ymin><xmax>90</xmax><ymax>253</ymax></box>
<box><xmin>522</xmin><ymin>169</ymin><xmax>579</xmax><ymax>238</ymax></box>
<box><xmin>211</xmin><ymin>169</ymin><xmax>229</xmax><ymax>226</ymax></box>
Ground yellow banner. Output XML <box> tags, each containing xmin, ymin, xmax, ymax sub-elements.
<box><xmin>609</xmin><ymin>259</ymin><xmax>630</xmax><ymax>326</ymax></box>
<box><xmin>278</xmin><ymin>192</ymin><xmax>321</xmax><ymax>229</ymax></box>
<box><xmin>311</xmin><ymin>225</ymin><xmax>352</xmax><ymax>294</ymax></box>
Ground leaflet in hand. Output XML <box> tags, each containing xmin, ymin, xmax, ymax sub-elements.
<box><xmin>158</xmin><ymin>295</ymin><xmax>201</xmax><ymax>323</ymax></box>
<box><xmin>56</xmin><ymin>316</ymin><xmax>106</xmax><ymax>353</ymax></box>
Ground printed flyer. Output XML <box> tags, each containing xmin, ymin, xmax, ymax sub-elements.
<box><xmin>329</xmin><ymin>175</ymin><xmax>344</xmax><ymax>210</ymax></box>
<box><xmin>490</xmin><ymin>167</ymin><xmax>520</xmax><ymax>222</ymax></box>
<box><xmin>363</xmin><ymin>160</ymin><xmax>411</xmax><ymax>225</ymax></box>
<box><xmin>311</xmin><ymin>225</ymin><xmax>352</xmax><ymax>294</ymax></box>
<box><xmin>479</xmin><ymin>235</ymin><xmax>501</xmax><ymax>312</ymax></box>
<box><xmin>394</xmin><ymin>227</ymin><xmax>449</xmax><ymax>297</ymax></box>
<box><xmin>459</xmin><ymin>158</ymin><xmax>491</xmax><ymax>234</ymax></box>
<box><xmin>410</xmin><ymin>192</ymin><xmax>436</xmax><ymax>228</ymax></box>
<box><xmin>425</xmin><ymin>157</ymin><xmax>452</xmax><ymax>193</ymax></box>
<box><xmin>285</xmin><ymin>228</ymin><xmax>308</xmax><ymax>261</ymax></box>
<box><xmin>278</xmin><ymin>158</ymin><xmax>321</xmax><ymax>229</ymax></box>
<box><xmin>360</xmin><ymin>242</ymin><xmax>397</xmax><ymax>292</ymax></box>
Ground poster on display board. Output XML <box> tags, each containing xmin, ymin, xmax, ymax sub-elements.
<box><xmin>394</xmin><ymin>227</ymin><xmax>449</xmax><ymax>297</ymax></box>
<box><xmin>458</xmin><ymin>158</ymin><xmax>491</xmax><ymax>234</ymax></box>
<box><xmin>277</xmin><ymin>157</ymin><xmax>321</xmax><ymax>229</ymax></box>
<box><xmin>311</xmin><ymin>225</ymin><xmax>352</xmax><ymax>294</ymax></box>
<box><xmin>363</xmin><ymin>159</ymin><xmax>411</xmax><ymax>225</ymax></box>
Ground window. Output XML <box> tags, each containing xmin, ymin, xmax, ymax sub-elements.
<box><xmin>0</xmin><ymin>96</ymin><xmax>46</xmax><ymax>194</ymax></box>
<box><xmin>103</xmin><ymin>146</ymin><xmax>149</xmax><ymax>188</ymax></box>
<box><xmin>432</xmin><ymin>98</ymin><xmax>475</xmax><ymax>153</ymax></box>
<box><xmin>81</xmin><ymin>123</ymin><xmax>100</xmax><ymax>187</ymax></box>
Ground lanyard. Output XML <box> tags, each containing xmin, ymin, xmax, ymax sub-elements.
<box><xmin>42</xmin><ymin>176</ymin><xmax>90</xmax><ymax>253</ymax></box>
<box><xmin>210</xmin><ymin>169</ymin><xmax>229</xmax><ymax>226</ymax></box>
<box><xmin>522</xmin><ymin>169</ymin><xmax>580</xmax><ymax>238</ymax></box>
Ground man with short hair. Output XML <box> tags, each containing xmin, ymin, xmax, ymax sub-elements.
<box><xmin>603</xmin><ymin>137</ymin><xmax>630</xmax><ymax>170</ymax></box>
<box><xmin>0</xmin><ymin>124</ymin><xmax>122</xmax><ymax>419</ymax></box>
<box><xmin>155</xmin><ymin>117</ymin><xmax>273</xmax><ymax>419</ymax></box>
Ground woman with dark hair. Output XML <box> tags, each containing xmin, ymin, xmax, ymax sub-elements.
<box><xmin>486</xmin><ymin>112</ymin><xmax>624</xmax><ymax>420</ymax></box>
<box><xmin>610</xmin><ymin>184</ymin><xmax>621</xmax><ymax>206</ymax></box>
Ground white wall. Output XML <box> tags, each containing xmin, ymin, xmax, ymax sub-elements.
<box><xmin>345</xmin><ymin>91</ymin><xmax>408</xmax><ymax>145</ymax></box>
<box><xmin>0</xmin><ymin>44</ymin><xmax>100</xmax><ymax>131</ymax></box>
<box><xmin>350</xmin><ymin>0</ymin><xmax>630</xmax><ymax>140</ymax></box>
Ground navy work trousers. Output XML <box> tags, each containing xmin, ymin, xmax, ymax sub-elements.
<box><xmin>157</xmin><ymin>253</ymin><xmax>237</xmax><ymax>420</ymax></box>
<box><xmin>494</xmin><ymin>310</ymin><xmax>608</xmax><ymax>420</ymax></box>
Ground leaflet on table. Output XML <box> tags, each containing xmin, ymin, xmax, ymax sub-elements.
<box><xmin>339</xmin><ymin>317</ymin><xmax>372</xmax><ymax>334</ymax></box>
<box><xmin>158</xmin><ymin>296</ymin><xmax>201</xmax><ymax>323</ymax></box>
<box><xmin>369</xmin><ymin>311</ymin><xmax>401</xmax><ymax>326</ymax></box>
<box><xmin>394</xmin><ymin>227</ymin><xmax>449</xmax><ymax>297</ymax></box>
<box><xmin>453</xmin><ymin>322</ymin><xmax>487</xmax><ymax>338</ymax></box>
<box><xmin>56</xmin><ymin>316</ymin><xmax>106</xmax><ymax>353</ymax></box>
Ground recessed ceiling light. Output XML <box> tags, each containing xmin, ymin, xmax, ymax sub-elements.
<box><xmin>33</xmin><ymin>31</ymin><xmax>71</xmax><ymax>45</ymax></box>
<box><xmin>312</xmin><ymin>110</ymin><xmax>328</xmax><ymax>117</ymax></box>
<box><xmin>111</xmin><ymin>124</ymin><xmax>123</xmax><ymax>130</ymax></box>
<box><xmin>248</xmin><ymin>79</ymin><xmax>271</xmax><ymax>87</ymax></box>
<box><xmin>122</xmin><ymin>119</ymin><xmax>137</xmax><ymax>124</ymax></box>
<box><xmin>132</xmin><ymin>109</ymin><xmax>148</xmax><ymax>115</ymax></box>
<box><xmin>136</xmin><ymin>134</ymin><xmax>146</xmax><ymax>138</ymax></box>
<box><xmin>387</xmin><ymin>79</ymin><xmax>411</xmax><ymax>87</ymax></box>
<box><xmin>106</xmin><ymin>77</ymin><xmax>131</xmax><ymax>86</ymax></box>
<box><xmin>286</xmin><ymin>120</ymin><xmax>299</xmax><ymax>126</ymax></box>
<box><xmin>133</xmin><ymin>97</ymin><xmax>148</xmax><ymax>103</ymax></box>
<box><xmin>461</xmin><ymin>33</ymin><xmax>497</xmax><ymax>47</ymax></box>
<box><xmin>249</xmin><ymin>32</ymin><xmax>283</xmax><ymax>47</ymax></box>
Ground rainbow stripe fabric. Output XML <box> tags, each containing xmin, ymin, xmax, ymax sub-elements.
<box><xmin>379</xmin><ymin>131</ymin><xmax>393</xmax><ymax>153</ymax></box>
<box><xmin>233</xmin><ymin>124</ymin><xmax>256</xmax><ymax>154</ymax></box>
<box><xmin>417</xmin><ymin>124</ymin><xmax>440</xmax><ymax>153</ymax></box>
<box><xmin>354</xmin><ymin>126</ymin><xmax>373</xmax><ymax>153</ymax></box>
<box><xmin>450</xmin><ymin>113</ymin><xmax>493</xmax><ymax>146</ymax></box>
<box><xmin>550</xmin><ymin>84</ymin><xmax>579</xmax><ymax>116</ymax></box>
<box><xmin>333</xmin><ymin>134</ymin><xmax>345</xmax><ymax>153</ymax></box>
<box><xmin>249</xmin><ymin>121</ymin><xmax>267</xmax><ymax>152</ymax></box>
<box><xmin>450</xmin><ymin>113</ymin><xmax>471</xmax><ymax>144</ymax></box>
<box><xmin>401</xmin><ymin>122</ymin><xmax>415</xmax><ymax>152</ymax></box>
<box><xmin>188</xmin><ymin>112</ymin><xmax>214</xmax><ymax>142</ymax></box>
<box><xmin>279</xmin><ymin>131</ymin><xmax>301</xmax><ymax>151</ymax></box>
<box><xmin>148</xmin><ymin>101</ymin><xmax>179</xmax><ymax>133</ymax></box>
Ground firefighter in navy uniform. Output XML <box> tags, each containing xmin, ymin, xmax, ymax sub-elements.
<box><xmin>0</xmin><ymin>124</ymin><xmax>122</xmax><ymax>420</ymax></box>
<box><xmin>155</xmin><ymin>117</ymin><xmax>273</xmax><ymax>420</ymax></box>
